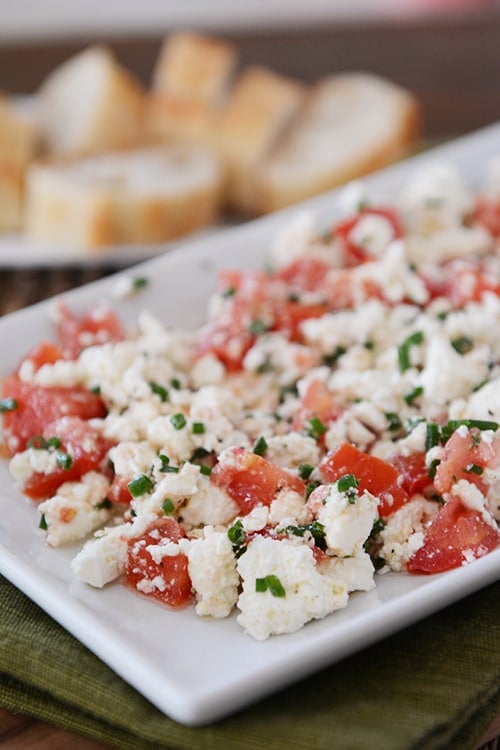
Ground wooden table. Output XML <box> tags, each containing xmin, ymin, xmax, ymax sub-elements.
<box><xmin>1</xmin><ymin>8</ymin><xmax>500</xmax><ymax>747</ymax></box>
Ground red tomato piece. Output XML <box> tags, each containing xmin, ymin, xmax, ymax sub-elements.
<box><xmin>57</xmin><ymin>303</ymin><xmax>125</xmax><ymax>359</ymax></box>
<box><xmin>197</xmin><ymin>270</ymin><xmax>271</xmax><ymax>371</ymax></box>
<box><xmin>320</xmin><ymin>443</ymin><xmax>408</xmax><ymax>517</ymax></box>
<box><xmin>275</xmin><ymin>257</ymin><xmax>330</xmax><ymax>292</ymax></box>
<box><xmin>211</xmin><ymin>447</ymin><xmax>306</xmax><ymax>514</ymax></box>
<box><xmin>22</xmin><ymin>417</ymin><xmax>114</xmax><ymax>500</ymax></box>
<box><xmin>108</xmin><ymin>475</ymin><xmax>133</xmax><ymax>506</ymax></box>
<box><xmin>334</xmin><ymin>207</ymin><xmax>403</xmax><ymax>266</ymax></box>
<box><xmin>1</xmin><ymin>376</ymin><xmax>107</xmax><ymax>455</ymax></box>
<box><xmin>273</xmin><ymin>300</ymin><xmax>330</xmax><ymax>340</ymax></box>
<box><xmin>475</xmin><ymin>196</ymin><xmax>500</xmax><ymax>238</ymax></box>
<box><xmin>18</xmin><ymin>341</ymin><xmax>63</xmax><ymax>373</ymax></box>
<box><xmin>293</xmin><ymin>379</ymin><xmax>340</xmax><ymax>432</ymax></box>
<box><xmin>433</xmin><ymin>428</ymin><xmax>497</xmax><ymax>496</ymax></box>
<box><xmin>407</xmin><ymin>496</ymin><xmax>500</xmax><ymax>574</ymax></box>
<box><xmin>126</xmin><ymin>518</ymin><xmax>192</xmax><ymax>607</ymax></box>
<box><xmin>427</xmin><ymin>261</ymin><xmax>500</xmax><ymax>307</ymax></box>
<box><xmin>391</xmin><ymin>452</ymin><xmax>431</xmax><ymax>496</ymax></box>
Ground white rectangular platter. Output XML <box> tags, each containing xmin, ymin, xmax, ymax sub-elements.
<box><xmin>0</xmin><ymin>123</ymin><xmax>499</xmax><ymax>726</ymax></box>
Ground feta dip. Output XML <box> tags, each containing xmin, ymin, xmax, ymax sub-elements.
<box><xmin>2</xmin><ymin>159</ymin><xmax>500</xmax><ymax>640</ymax></box>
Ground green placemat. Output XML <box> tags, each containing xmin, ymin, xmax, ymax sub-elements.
<box><xmin>0</xmin><ymin>573</ymin><xmax>499</xmax><ymax>750</ymax></box>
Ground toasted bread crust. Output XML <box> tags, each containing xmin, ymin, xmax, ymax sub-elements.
<box><xmin>253</xmin><ymin>72</ymin><xmax>421</xmax><ymax>214</ymax></box>
<box><xmin>25</xmin><ymin>145</ymin><xmax>223</xmax><ymax>250</ymax></box>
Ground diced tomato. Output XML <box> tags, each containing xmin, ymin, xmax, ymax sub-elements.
<box><xmin>407</xmin><ymin>496</ymin><xmax>500</xmax><ymax>574</ymax></box>
<box><xmin>57</xmin><ymin>303</ymin><xmax>125</xmax><ymax>360</ymax></box>
<box><xmin>1</xmin><ymin>376</ymin><xmax>107</xmax><ymax>455</ymax></box>
<box><xmin>197</xmin><ymin>269</ymin><xmax>271</xmax><ymax>371</ymax></box>
<box><xmin>22</xmin><ymin>417</ymin><xmax>113</xmax><ymax>500</ymax></box>
<box><xmin>293</xmin><ymin>379</ymin><xmax>340</xmax><ymax>432</ymax></box>
<box><xmin>391</xmin><ymin>452</ymin><xmax>431</xmax><ymax>496</ymax></box>
<box><xmin>475</xmin><ymin>196</ymin><xmax>500</xmax><ymax>238</ymax></box>
<box><xmin>334</xmin><ymin>207</ymin><xmax>403</xmax><ymax>266</ymax></box>
<box><xmin>425</xmin><ymin>261</ymin><xmax>500</xmax><ymax>307</ymax></box>
<box><xmin>108</xmin><ymin>475</ymin><xmax>133</xmax><ymax>506</ymax></box>
<box><xmin>276</xmin><ymin>257</ymin><xmax>330</xmax><ymax>292</ymax></box>
<box><xmin>18</xmin><ymin>341</ymin><xmax>63</xmax><ymax>373</ymax></box>
<box><xmin>126</xmin><ymin>518</ymin><xmax>192</xmax><ymax>607</ymax></box>
<box><xmin>433</xmin><ymin>428</ymin><xmax>500</xmax><ymax>496</ymax></box>
<box><xmin>320</xmin><ymin>443</ymin><xmax>408</xmax><ymax>517</ymax></box>
<box><xmin>211</xmin><ymin>447</ymin><xmax>306</xmax><ymax>514</ymax></box>
<box><xmin>273</xmin><ymin>300</ymin><xmax>330</xmax><ymax>340</ymax></box>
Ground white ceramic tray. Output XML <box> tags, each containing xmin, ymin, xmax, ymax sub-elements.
<box><xmin>0</xmin><ymin>122</ymin><xmax>499</xmax><ymax>726</ymax></box>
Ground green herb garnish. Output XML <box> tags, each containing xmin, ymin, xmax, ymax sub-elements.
<box><xmin>149</xmin><ymin>381</ymin><xmax>169</xmax><ymax>401</ymax></box>
<box><xmin>255</xmin><ymin>575</ymin><xmax>286</xmax><ymax>597</ymax></box>
<box><xmin>162</xmin><ymin>499</ymin><xmax>174</xmax><ymax>514</ymax></box>
<box><xmin>451</xmin><ymin>335</ymin><xmax>474</xmax><ymax>355</ymax></box>
<box><xmin>39</xmin><ymin>514</ymin><xmax>48</xmax><ymax>530</ymax></box>
<box><xmin>170</xmin><ymin>413</ymin><xmax>187</xmax><ymax>430</ymax></box>
<box><xmin>128</xmin><ymin>473</ymin><xmax>154</xmax><ymax>497</ymax></box>
<box><xmin>306</xmin><ymin>416</ymin><xmax>327</xmax><ymax>440</ymax></box>
<box><xmin>56</xmin><ymin>451</ymin><xmax>73</xmax><ymax>470</ymax></box>
<box><xmin>298</xmin><ymin>464</ymin><xmax>314</xmax><ymax>480</ymax></box>
<box><xmin>0</xmin><ymin>397</ymin><xmax>18</xmax><ymax>412</ymax></box>
<box><xmin>253</xmin><ymin>436</ymin><xmax>268</xmax><ymax>456</ymax></box>
<box><xmin>337</xmin><ymin>473</ymin><xmax>359</xmax><ymax>493</ymax></box>
<box><xmin>398</xmin><ymin>331</ymin><xmax>424</xmax><ymax>373</ymax></box>
<box><xmin>404</xmin><ymin>386</ymin><xmax>424</xmax><ymax>406</ymax></box>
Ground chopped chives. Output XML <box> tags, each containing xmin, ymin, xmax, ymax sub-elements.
<box><xmin>385</xmin><ymin>412</ymin><xmax>402</xmax><ymax>433</ymax></box>
<box><xmin>0</xmin><ymin>397</ymin><xmax>18</xmax><ymax>412</ymax></box>
<box><xmin>253</xmin><ymin>436</ymin><xmax>268</xmax><ymax>456</ymax></box>
<box><xmin>404</xmin><ymin>386</ymin><xmax>424</xmax><ymax>406</ymax></box>
<box><xmin>298</xmin><ymin>464</ymin><xmax>314</xmax><ymax>480</ymax></box>
<box><xmin>170</xmin><ymin>378</ymin><xmax>181</xmax><ymax>390</ymax></box>
<box><xmin>56</xmin><ymin>451</ymin><xmax>73</xmax><ymax>470</ymax></box>
<box><xmin>132</xmin><ymin>276</ymin><xmax>149</xmax><ymax>289</ymax></box>
<box><xmin>200</xmin><ymin>464</ymin><xmax>212</xmax><ymax>476</ymax></box>
<box><xmin>96</xmin><ymin>498</ymin><xmax>113</xmax><ymax>510</ymax></box>
<box><xmin>451</xmin><ymin>335</ymin><xmax>474</xmax><ymax>355</ymax></box>
<box><xmin>39</xmin><ymin>513</ymin><xmax>48</xmax><ymax>530</ymax></box>
<box><xmin>465</xmin><ymin>463</ymin><xmax>484</xmax><ymax>475</ymax></box>
<box><xmin>192</xmin><ymin>422</ymin><xmax>206</xmax><ymax>435</ymax></box>
<box><xmin>425</xmin><ymin>422</ymin><xmax>441</xmax><ymax>451</ymax></box>
<box><xmin>149</xmin><ymin>381</ymin><xmax>169</xmax><ymax>401</ymax></box>
<box><xmin>170</xmin><ymin>413</ymin><xmax>187</xmax><ymax>430</ymax></box>
<box><xmin>337</xmin><ymin>474</ymin><xmax>359</xmax><ymax>493</ymax></box>
<box><xmin>128</xmin><ymin>473</ymin><xmax>154</xmax><ymax>497</ymax></box>
<box><xmin>162</xmin><ymin>499</ymin><xmax>174</xmax><ymax>514</ymax></box>
<box><xmin>255</xmin><ymin>575</ymin><xmax>286</xmax><ymax>597</ymax></box>
<box><xmin>398</xmin><ymin>331</ymin><xmax>424</xmax><ymax>373</ymax></box>
<box><xmin>228</xmin><ymin>519</ymin><xmax>246</xmax><ymax>546</ymax></box>
<box><xmin>307</xmin><ymin>416</ymin><xmax>327</xmax><ymax>440</ymax></box>
<box><xmin>249</xmin><ymin>319</ymin><xmax>269</xmax><ymax>336</ymax></box>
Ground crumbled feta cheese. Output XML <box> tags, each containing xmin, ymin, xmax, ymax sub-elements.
<box><xmin>236</xmin><ymin>536</ymin><xmax>348</xmax><ymax>640</ymax></box>
<box><xmin>188</xmin><ymin>527</ymin><xmax>239</xmax><ymax>618</ymax></box>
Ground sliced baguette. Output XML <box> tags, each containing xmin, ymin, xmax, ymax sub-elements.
<box><xmin>0</xmin><ymin>95</ymin><xmax>39</xmax><ymax>231</ymax></box>
<box><xmin>253</xmin><ymin>72</ymin><xmax>421</xmax><ymax>214</ymax></box>
<box><xmin>212</xmin><ymin>66</ymin><xmax>305</xmax><ymax>214</ymax></box>
<box><xmin>152</xmin><ymin>32</ymin><xmax>237</xmax><ymax>105</ymax></box>
<box><xmin>146</xmin><ymin>33</ymin><xmax>237</xmax><ymax>146</ymax></box>
<box><xmin>25</xmin><ymin>145</ymin><xmax>223</xmax><ymax>250</ymax></box>
<box><xmin>38</xmin><ymin>46</ymin><xmax>145</xmax><ymax>158</ymax></box>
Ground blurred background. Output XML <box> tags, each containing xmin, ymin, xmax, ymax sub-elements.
<box><xmin>1</xmin><ymin>0</ymin><xmax>500</xmax><ymax>140</ymax></box>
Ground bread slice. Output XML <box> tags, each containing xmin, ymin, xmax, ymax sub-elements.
<box><xmin>38</xmin><ymin>46</ymin><xmax>145</xmax><ymax>158</ymax></box>
<box><xmin>253</xmin><ymin>72</ymin><xmax>421</xmax><ymax>214</ymax></box>
<box><xmin>146</xmin><ymin>33</ymin><xmax>237</xmax><ymax>146</ymax></box>
<box><xmin>212</xmin><ymin>66</ymin><xmax>305</xmax><ymax>214</ymax></box>
<box><xmin>152</xmin><ymin>32</ymin><xmax>237</xmax><ymax>104</ymax></box>
<box><xmin>0</xmin><ymin>95</ymin><xmax>39</xmax><ymax>231</ymax></box>
<box><xmin>25</xmin><ymin>145</ymin><xmax>223</xmax><ymax>250</ymax></box>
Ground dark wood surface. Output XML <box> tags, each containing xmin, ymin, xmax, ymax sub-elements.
<box><xmin>0</xmin><ymin>9</ymin><xmax>500</xmax><ymax>748</ymax></box>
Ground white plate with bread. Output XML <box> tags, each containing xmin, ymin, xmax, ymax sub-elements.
<box><xmin>0</xmin><ymin>31</ymin><xmax>420</xmax><ymax>267</ymax></box>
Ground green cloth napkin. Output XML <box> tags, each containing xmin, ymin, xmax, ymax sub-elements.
<box><xmin>0</xmin><ymin>574</ymin><xmax>498</xmax><ymax>750</ymax></box>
